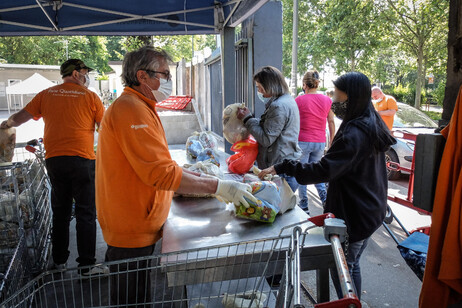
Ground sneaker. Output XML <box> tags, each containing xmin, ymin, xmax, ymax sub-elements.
<box><xmin>79</xmin><ymin>264</ymin><xmax>109</xmax><ymax>278</ymax></box>
<box><xmin>52</xmin><ymin>262</ymin><xmax>67</xmax><ymax>271</ymax></box>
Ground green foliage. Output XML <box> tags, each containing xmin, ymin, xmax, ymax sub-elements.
<box><xmin>421</xmin><ymin>110</ymin><xmax>442</xmax><ymax>121</ymax></box>
<box><xmin>282</xmin><ymin>0</ymin><xmax>449</xmax><ymax>109</ymax></box>
<box><xmin>430</xmin><ymin>78</ymin><xmax>446</xmax><ymax>106</ymax></box>
<box><xmin>386</xmin><ymin>84</ymin><xmax>415</xmax><ymax>105</ymax></box>
<box><xmin>0</xmin><ymin>34</ymin><xmax>217</xmax><ymax>74</ymax></box>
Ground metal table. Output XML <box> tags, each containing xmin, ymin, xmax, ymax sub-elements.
<box><xmin>162</xmin><ymin>149</ymin><xmax>335</xmax><ymax>303</ymax></box>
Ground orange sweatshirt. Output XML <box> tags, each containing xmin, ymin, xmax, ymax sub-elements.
<box><xmin>96</xmin><ymin>87</ymin><xmax>182</xmax><ymax>248</ymax></box>
<box><xmin>24</xmin><ymin>82</ymin><xmax>104</xmax><ymax>159</ymax></box>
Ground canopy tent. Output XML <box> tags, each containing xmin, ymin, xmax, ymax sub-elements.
<box><xmin>0</xmin><ymin>0</ymin><xmax>268</xmax><ymax>36</ymax></box>
<box><xmin>6</xmin><ymin>72</ymin><xmax>55</xmax><ymax>112</ymax></box>
<box><xmin>6</xmin><ymin>72</ymin><xmax>55</xmax><ymax>95</ymax></box>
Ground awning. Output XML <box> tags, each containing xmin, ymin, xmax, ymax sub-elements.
<box><xmin>0</xmin><ymin>0</ymin><xmax>268</xmax><ymax>36</ymax></box>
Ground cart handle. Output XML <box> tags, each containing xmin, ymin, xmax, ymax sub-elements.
<box><xmin>314</xmin><ymin>234</ymin><xmax>362</xmax><ymax>308</ymax></box>
<box><xmin>25</xmin><ymin>145</ymin><xmax>37</xmax><ymax>153</ymax></box>
<box><xmin>308</xmin><ymin>213</ymin><xmax>336</xmax><ymax>227</ymax></box>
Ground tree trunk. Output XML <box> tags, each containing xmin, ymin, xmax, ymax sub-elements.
<box><xmin>441</xmin><ymin>0</ymin><xmax>462</xmax><ymax>125</ymax></box>
<box><xmin>415</xmin><ymin>45</ymin><xmax>424</xmax><ymax>109</ymax></box>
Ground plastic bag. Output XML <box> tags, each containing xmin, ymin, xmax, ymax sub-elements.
<box><xmin>234</xmin><ymin>181</ymin><xmax>281</xmax><ymax>223</ymax></box>
<box><xmin>226</xmin><ymin>136</ymin><xmax>258</xmax><ymax>174</ymax></box>
<box><xmin>197</xmin><ymin>148</ymin><xmax>220</xmax><ymax>166</ymax></box>
<box><xmin>186</xmin><ymin>136</ymin><xmax>203</xmax><ymax>159</ymax></box>
<box><xmin>183</xmin><ymin>160</ymin><xmax>224</xmax><ymax>180</ymax></box>
<box><xmin>186</xmin><ymin>131</ymin><xmax>218</xmax><ymax>159</ymax></box>
<box><xmin>222</xmin><ymin>103</ymin><xmax>250</xmax><ymax>144</ymax></box>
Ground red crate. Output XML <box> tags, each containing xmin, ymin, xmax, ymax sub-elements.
<box><xmin>156</xmin><ymin>96</ymin><xmax>193</xmax><ymax>110</ymax></box>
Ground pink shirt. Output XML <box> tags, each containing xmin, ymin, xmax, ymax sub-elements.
<box><xmin>296</xmin><ymin>93</ymin><xmax>332</xmax><ymax>142</ymax></box>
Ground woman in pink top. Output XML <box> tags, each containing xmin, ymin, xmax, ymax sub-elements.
<box><xmin>296</xmin><ymin>70</ymin><xmax>335</xmax><ymax>213</ymax></box>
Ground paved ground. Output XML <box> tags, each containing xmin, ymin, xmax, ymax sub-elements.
<box><xmin>2</xmin><ymin>111</ymin><xmax>430</xmax><ymax>307</ymax></box>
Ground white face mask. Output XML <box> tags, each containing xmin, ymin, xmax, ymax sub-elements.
<box><xmin>257</xmin><ymin>91</ymin><xmax>271</xmax><ymax>104</ymax></box>
<box><xmin>372</xmin><ymin>97</ymin><xmax>383</xmax><ymax>104</ymax></box>
<box><xmin>152</xmin><ymin>77</ymin><xmax>172</xmax><ymax>102</ymax></box>
<box><xmin>79</xmin><ymin>72</ymin><xmax>90</xmax><ymax>88</ymax></box>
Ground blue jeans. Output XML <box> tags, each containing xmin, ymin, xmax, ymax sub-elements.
<box><xmin>280</xmin><ymin>174</ymin><xmax>299</xmax><ymax>193</ymax></box>
<box><xmin>332</xmin><ymin>238</ymin><xmax>369</xmax><ymax>300</ymax></box>
<box><xmin>298</xmin><ymin>141</ymin><xmax>327</xmax><ymax>210</ymax></box>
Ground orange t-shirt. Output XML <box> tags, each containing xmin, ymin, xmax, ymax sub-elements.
<box><xmin>24</xmin><ymin>82</ymin><xmax>104</xmax><ymax>160</ymax></box>
<box><xmin>96</xmin><ymin>87</ymin><xmax>182</xmax><ymax>248</ymax></box>
<box><xmin>374</xmin><ymin>95</ymin><xmax>398</xmax><ymax>130</ymax></box>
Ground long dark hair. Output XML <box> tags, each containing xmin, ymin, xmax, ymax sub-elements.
<box><xmin>333</xmin><ymin>72</ymin><xmax>394</xmax><ymax>151</ymax></box>
<box><xmin>333</xmin><ymin>72</ymin><xmax>372</xmax><ymax>123</ymax></box>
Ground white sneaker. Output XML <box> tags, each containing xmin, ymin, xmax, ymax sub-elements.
<box><xmin>79</xmin><ymin>264</ymin><xmax>109</xmax><ymax>278</ymax></box>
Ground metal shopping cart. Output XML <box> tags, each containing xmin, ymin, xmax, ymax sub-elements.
<box><xmin>0</xmin><ymin>139</ymin><xmax>52</xmax><ymax>302</ymax></box>
<box><xmin>1</xmin><ymin>214</ymin><xmax>359</xmax><ymax>308</ymax></box>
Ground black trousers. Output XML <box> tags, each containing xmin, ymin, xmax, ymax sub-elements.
<box><xmin>45</xmin><ymin>156</ymin><xmax>96</xmax><ymax>267</ymax></box>
<box><xmin>105</xmin><ymin>244</ymin><xmax>155</xmax><ymax>308</ymax></box>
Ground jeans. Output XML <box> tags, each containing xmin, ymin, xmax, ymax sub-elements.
<box><xmin>297</xmin><ymin>141</ymin><xmax>327</xmax><ymax>210</ymax></box>
<box><xmin>280</xmin><ymin>174</ymin><xmax>299</xmax><ymax>193</ymax></box>
<box><xmin>332</xmin><ymin>238</ymin><xmax>369</xmax><ymax>300</ymax></box>
<box><xmin>105</xmin><ymin>244</ymin><xmax>155</xmax><ymax>308</ymax></box>
<box><xmin>45</xmin><ymin>156</ymin><xmax>96</xmax><ymax>267</ymax></box>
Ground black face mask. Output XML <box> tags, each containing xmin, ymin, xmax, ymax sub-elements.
<box><xmin>331</xmin><ymin>100</ymin><xmax>348</xmax><ymax>120</ymax></box>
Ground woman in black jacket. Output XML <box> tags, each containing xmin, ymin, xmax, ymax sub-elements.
<box><xmin>259</xmin><ymin>72</ymin><xmax>396</xmax><ymax>299</ymax></box>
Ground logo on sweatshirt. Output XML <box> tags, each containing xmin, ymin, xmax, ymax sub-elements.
<box><xmin>131</xmin><ymin>124</ymin><xmax>148</xmax><ymax>130</ymax></box>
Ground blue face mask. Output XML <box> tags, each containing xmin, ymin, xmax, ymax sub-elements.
<box><xmin>257</xmin><ymin>91</ymin><xmax>271</xmax><ymax>104</ymax></box>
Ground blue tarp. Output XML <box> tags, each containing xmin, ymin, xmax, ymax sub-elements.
<box><xmin>0</xmin><ymin>0</ymin><xmax>268</xmax><ymax>36</ymax></box>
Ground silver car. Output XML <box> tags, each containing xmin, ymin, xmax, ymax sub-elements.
<box><xmin>330</xmin><ymin>102</ymin><xmax>438</xmax><ymax>180</ymax></box>
<box><xmin>386</xmin><ymin>102</ymin><xmax>438</xmax><ymax>180</ymax></box>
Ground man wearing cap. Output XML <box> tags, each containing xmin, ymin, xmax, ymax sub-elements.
<box><xmin>1</xmin><ymin>59</ymin><xmax>106</xmax><ymax>277</ymax></box>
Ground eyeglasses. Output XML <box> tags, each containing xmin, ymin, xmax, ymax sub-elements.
<box><xmin>145</xmin><ymin>70</ymin><xmax>172</xmax><ymax>82</ymax></box>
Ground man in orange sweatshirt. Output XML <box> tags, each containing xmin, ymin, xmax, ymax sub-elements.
<box><xmin>96</xmin><ymin>46</ymin><xmax>256</xmax><ymax>307</ymax></box>
<box><xmin>1</xmin><ymin>59</ymin><xmax>106</xmax><ymax>277</ymax></box>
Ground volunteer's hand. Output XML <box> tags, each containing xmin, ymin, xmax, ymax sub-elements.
<box><xmin>215</xmin><ymin>180</ymin><xmax>258</xmax><ymax>208</ymax></box>
<box><xmin>237</xmin><ymin>107</ymin><xmax>251</xmax><ymax>120</ymax></box>
<box><xmin>258</xmin><ymin>166</ymin><xmax>277</xmax><ymax>180</ymax></box>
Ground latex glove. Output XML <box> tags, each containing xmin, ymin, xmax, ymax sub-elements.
<box><xmin>215</xmin><ymin>180</ymin><xmax>258</xmax><ymax>208</ymax></box>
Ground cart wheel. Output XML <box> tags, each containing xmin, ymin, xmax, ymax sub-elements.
<box><xmin>386</xmin><ymin>149</ymin><xmax>401</xmax><ymax>180</ymax></box>
<box><xmin>384</xmin><ymin>205</ymin><xmax>394</xmax><ymax>224</ymax></box>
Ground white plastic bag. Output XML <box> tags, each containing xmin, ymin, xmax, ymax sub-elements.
<box><xmin>222</xmin><ymin>103</ymin><xmax>250</xmax><ymax>144</ymax></box>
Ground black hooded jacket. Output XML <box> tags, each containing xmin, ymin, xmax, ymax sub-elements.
<box><xmin>274</xmin><ymin>106</ymin><xmax>396</xmax><ymax>243</ymax></box>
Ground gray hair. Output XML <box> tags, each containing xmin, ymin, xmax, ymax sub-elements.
<box><xmin>371</xmin><ymin>86</ymin><xmax>383</xmax><ymax>94</ymax></box>
<box><xmin>121</xmin><ymin>46</ymin><xmax>172</xmax><ymax>87</ymax></box>
<box><xmin>253</xmin><ymin>66</ymin><xmax>289</xmax><ymax>98</ymax></box>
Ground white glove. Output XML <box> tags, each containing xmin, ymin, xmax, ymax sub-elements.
<box><xmin>215</xmin><ymin>180</ymin><xmax>258</xmax><ymax>208</ymax></box>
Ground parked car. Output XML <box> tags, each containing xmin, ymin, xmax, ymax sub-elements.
<box><xmin>386</xmin><ymin>102</ymin><xmax>438</xmax><ymax>180</ymax></box>
<box><xmin>329</xmin><ymin>102</ymin><xmax>438</xmax><ymax>180</ymax></box>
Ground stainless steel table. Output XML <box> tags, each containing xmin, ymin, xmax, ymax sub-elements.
<box><xmin>161</xmin><ymin>149</ymin><xmax>335</xmax><ymax>303</ymax></box>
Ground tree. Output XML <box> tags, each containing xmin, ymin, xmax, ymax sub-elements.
<box><xmin>442</xmin><ymin>0</ymin><xmax>462</xmax><ymax>124</ymax></box>
<box><xmin>382</xmin><ymin>0</ymin><xmax>449</xmax><ymax>109</ymax></box>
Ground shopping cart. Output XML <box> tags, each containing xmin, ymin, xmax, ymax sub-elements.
<box><xmin>0</xmin><ymin>162</ymin><xmax>32</xmax><ymax>302</ymax></box>
<box><xmin>0</xmin><ymin>139</ymin><xmax>52</xmax><ymax>302</ymax></box>
<box><xmin>1</xmin><ymin>214</ymin><xmax>359</xmax><ymax>308</ymax></box>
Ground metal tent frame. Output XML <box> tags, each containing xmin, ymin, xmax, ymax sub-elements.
<box><xmin>0</xmin><ymin>0</ymin><xmax>268</xmax><ymax>36</ymax></box>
